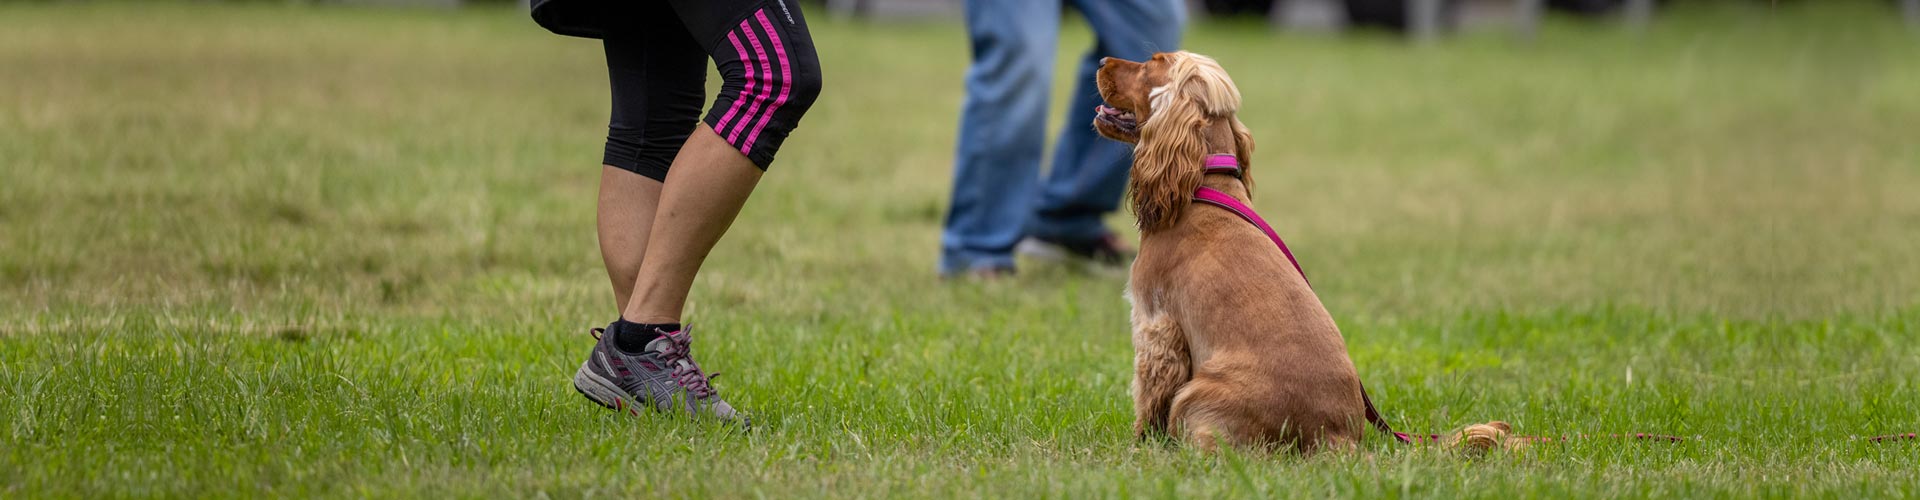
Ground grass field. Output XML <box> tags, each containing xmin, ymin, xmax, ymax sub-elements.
<box><xmin>3</xmin><ymin>1</ymin><xmax>1918</xmax><ymax>497</ymax></box>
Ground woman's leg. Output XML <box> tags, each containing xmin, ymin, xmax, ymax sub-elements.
<box><xmin>596</xmin><ymin>15</ymin><xmax>706</xmax><ymax>312</ymax></box>
<box><xmin>596</xmin><ymin>166</ymin><xmax>661</xmax><ymax>311</ymax></box>
<box><xmin>620</xmin><ymin>0</ymin><xmax>823</xmax><ymax>324</ymax></box>
<box><xmin>573</xmin><ymin>0</ymin><xmax>819</xmax><ymax>423</ymax></box>
<box><xmin>620</xmin><ymin>126</ymin><xmax>761</xmax><ymax>323</ymax></box>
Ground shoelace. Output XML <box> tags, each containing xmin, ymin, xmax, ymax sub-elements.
<box><xmin>589</xmin><ymin>326</ymin><xmax>723</xmax><ymax>400</ymax></box>
<box><xmin>654</xmin><ymin>330</ymin><xmax>719</xmax><ymax>399</ymax></box>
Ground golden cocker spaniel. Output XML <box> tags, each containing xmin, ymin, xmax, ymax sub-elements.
<box><xmin>1095</xmin><ymin>51</ymin><xmax>1513</xmax><ymax>453</ymax></box>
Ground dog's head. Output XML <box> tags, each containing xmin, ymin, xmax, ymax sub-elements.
<box><xmin>1095</xmin><ymin>51</ymin><xmax>1254</xmax><ymax>232</ymax></box>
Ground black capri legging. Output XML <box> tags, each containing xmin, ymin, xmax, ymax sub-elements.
<box><xmin>532</xmin><ymin>0</ymin><xmax>823</xmax><ymax>180</ymax></box>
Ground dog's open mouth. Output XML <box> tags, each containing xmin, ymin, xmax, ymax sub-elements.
<box><xmin>1095</xmin><ymin>104</ymin><xmax>1138</xmax><ymax>134</ymax></box>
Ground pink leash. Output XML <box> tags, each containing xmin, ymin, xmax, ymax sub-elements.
<box><xmin>1191</xmin><ymin>154</ymin><xmax>1693</xmax><ymax>446</ymax></box>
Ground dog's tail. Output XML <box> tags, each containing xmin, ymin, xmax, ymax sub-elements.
<box><xmin>1362</xmin><ymin>384</ymin><xmax>1682</xmax><ymax>454</ymax></box>
<box><xmin>1444</xmin><ymin>421</ymin><xmax>1516</xmax><ymax>456</ymax></box>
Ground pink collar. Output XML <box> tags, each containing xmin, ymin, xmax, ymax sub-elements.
<box><xmin>1203</xmin><ymin>153</ymin><xmax>1242</xmax><ymax>177</ymax></box>
<box><xmin>1191</xmin><ymin>154</ymin><xmax>1307</xmax><ymax>285</ymax></box>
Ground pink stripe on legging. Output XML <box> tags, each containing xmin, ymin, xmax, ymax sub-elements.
<box><xmin>712</xmin><ymin>29</ymin><xmax>757</xmax><ymax>135</ymax></box>
<box><xmin>727</xmin><ymin>15</ymin><xmax>773</xmax><ymax>146</ymax></box>
<box><xmin>740</xmin><ymin>10</ymin><xmax>792</xmax><ymax>154</ymax></box>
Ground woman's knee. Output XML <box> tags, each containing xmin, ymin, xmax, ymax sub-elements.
<box><xmin>704</xmin><ymin>28</ymin><xmax>822</xmax><ymax>167</ymax></box>
<box><xmin>789</xmin><ymin>55</ymin><xmax>823</xmax><ymax>114</ymax></box>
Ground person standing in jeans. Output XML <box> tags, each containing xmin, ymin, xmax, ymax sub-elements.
<box><xmin>939</xmin><ymin>0</ymin><xmax>1186</xmax><ymax>278</ymax></box>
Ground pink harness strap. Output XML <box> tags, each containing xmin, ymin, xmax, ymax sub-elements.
<box><xmin>1192</xmin><ymin>155</ymin><xmax>1308</xmax><ymax>286</ymax></box>
<box><xmin>1196</xmin><ymin>155</ymin><xmax>1412</xmax><ymax>442</ymax></box>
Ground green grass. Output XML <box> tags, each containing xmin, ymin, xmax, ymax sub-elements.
<box><xmin>3</xmin><ymin>1</ymin><xmax>1917</xmax><ymax>497</ymax></box>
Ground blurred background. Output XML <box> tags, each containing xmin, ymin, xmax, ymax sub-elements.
<box><xmin>295</xmin><ymin>0</ymin><xmax>1920</xmax><ymax>39</ymax></box>
<box><xmin>6</xmin><ymin>0</ymin><xmax>1914</xmax><ymax>316</ymax></box>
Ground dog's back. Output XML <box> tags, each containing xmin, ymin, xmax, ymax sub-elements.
<box><xmin>1130</xmin><ymin>194</ymin><xmax>1368</xmax><ymax>453</ymax></box>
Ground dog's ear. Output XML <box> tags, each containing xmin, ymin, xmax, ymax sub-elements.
<box><xmin>1231</xmin><ymin>117</ymin><xmax>1255</xmax><ymax>197</ymax></box>
<box><xmin>1130</xmin><ymin>52</ymin><xmax>1246</xmax><ymax>231</ymax></box>
<box><xmin>1130</xmin><ymin>77</ymin><xmax>1210</xmax><ymax>232</ymax></box>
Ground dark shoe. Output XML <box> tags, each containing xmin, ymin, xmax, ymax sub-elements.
<box><xmin>1016</xmin><ymin>233</ymin><xmax>1134</xmax><ymax>273</ymax></box>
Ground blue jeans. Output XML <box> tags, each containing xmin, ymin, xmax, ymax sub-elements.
<box><xmin>939</xmin><ymin>0</ymin><xmax>1186</xmax><ymax>275</ymax></box>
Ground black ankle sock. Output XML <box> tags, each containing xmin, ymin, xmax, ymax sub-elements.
<box><xmin>612</xmin><ymin>319</ymin><xmax>678</xmax><ymax>353</ymax></box>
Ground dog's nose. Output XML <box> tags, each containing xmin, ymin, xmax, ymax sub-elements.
<box><xmin>1098</xmin><ymin>57</ymin><xmax>1109</xmax><ymax>68</ymax></box>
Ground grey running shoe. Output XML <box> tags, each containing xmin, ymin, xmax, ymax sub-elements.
<box><xmin>572</xmin><ymin>324</ymin><xmax>747</xmax><ymax>426</ymax></box>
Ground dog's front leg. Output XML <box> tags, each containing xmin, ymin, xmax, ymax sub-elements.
<box><xmin>1130</xmin><ymin>308</ymin><xmax>1190</xmax><ymax>440</ymax></box>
